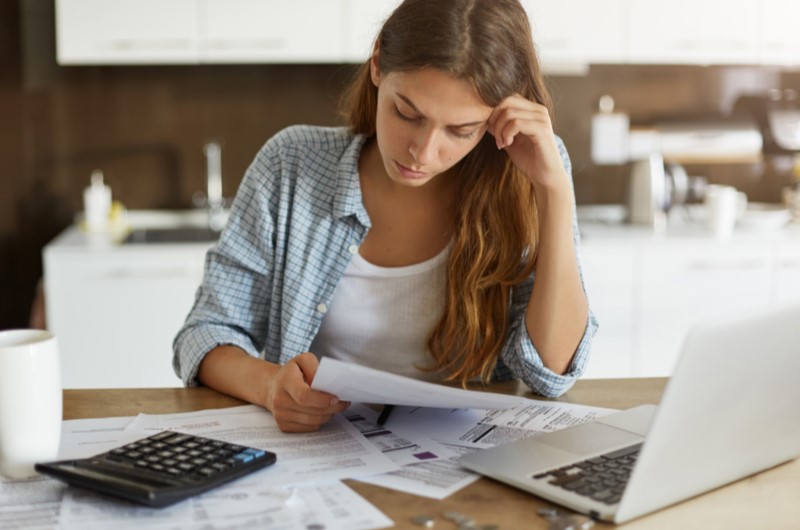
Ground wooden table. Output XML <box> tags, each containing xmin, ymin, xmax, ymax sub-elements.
<box><xmin>63</xmin><ymin>379</ymin><xmax>799</xmax><ymax>529</ymax></box>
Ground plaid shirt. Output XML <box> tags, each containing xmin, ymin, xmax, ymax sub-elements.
<box><xmin>173</xmin><ymin>125</ymin><xmax>597</xmax><ymax>397</ymax></box>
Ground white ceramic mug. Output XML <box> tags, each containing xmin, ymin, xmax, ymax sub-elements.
<box><xmin>0</xmin><ymin>330</ymin><xmax>62</xmax><ymax>478</ymax></box>
<box><xmin>705</xmin><ymin>185</ymin><xmax>746</xmax><ymax>238</ymax></box>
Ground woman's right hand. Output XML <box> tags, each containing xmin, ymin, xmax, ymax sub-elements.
<box><xmin>197</xmin><ymin>346</ymin><xmax>348</xmax><ymax>434</ymax></box>
<box><xmin>264</xmin><ymin>352</ymin><xmax>349</xmax><ymax>433</ymax></box>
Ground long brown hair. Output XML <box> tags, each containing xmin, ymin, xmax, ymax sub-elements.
<box><xmin>341</xmin><ymin>0</ymin><xmax>553</xmax><ymax>386</ymax></box>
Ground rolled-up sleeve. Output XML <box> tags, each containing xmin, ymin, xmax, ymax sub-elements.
<box><xmin>173</xmin><ymin>144</ymin><xmax>279</xmax><ymax>387</ymax></box>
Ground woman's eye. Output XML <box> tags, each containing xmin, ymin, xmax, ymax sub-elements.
<box><xmin>452</xmin><ymin>129</ymin><xmax>477</xmax><ymax>140</ymax></box>
<box><xmin>393</xmin><ymin>105</ymin><xmax>418</xmax><ymax>122</ymax></box>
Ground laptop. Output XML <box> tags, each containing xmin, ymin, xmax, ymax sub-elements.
<box><xmin>460</xmin><ymin>302</ymin><xmax>800</xmax><ymax>523</ymax></box>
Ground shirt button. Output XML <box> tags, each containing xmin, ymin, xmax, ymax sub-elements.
<box><xmin>316</xmin><ymin>303</ymin><xmax>328</xmax><ymax>314</ymax></box>
<box><xmin>348</xmin><ymin>244</ymin><xmax>359</xmax><ymax>254</ymax></box>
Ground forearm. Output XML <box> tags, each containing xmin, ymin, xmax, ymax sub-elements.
<box><xmin>526</xmin><ymin>183</ymin><xmax>589</xmax><ymax>375</ymax></box>
<box><xmin>197</xmin><ymin>345</ymin><xmax>279</xmax><ymax>409</ymax></box>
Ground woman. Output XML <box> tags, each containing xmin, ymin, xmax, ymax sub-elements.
<box><xmin>174</xmin><ymin>0</ymin><xmax>597</xmax><ymax>433</ymax></box>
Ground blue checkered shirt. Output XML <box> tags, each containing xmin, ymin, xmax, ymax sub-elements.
<box><xmin>173</xmin><ymin>125</ymin><xmax>598</xmax><ymax>397</ymax></box>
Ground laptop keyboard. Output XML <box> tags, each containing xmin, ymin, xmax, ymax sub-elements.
<box><xmin>532</xmin><ymin>443</ymin><xmax>642</xmax><ymax>505</ymax></box>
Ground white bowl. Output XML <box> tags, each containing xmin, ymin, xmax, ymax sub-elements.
<box><xmin>736</xmin><ymin>203</ymin><xmax>791</xmax><ymax>232</ymax></box>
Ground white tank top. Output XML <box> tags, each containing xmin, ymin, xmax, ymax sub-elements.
<box><xmin>310</xmin><ymin>244</ymin><xmax>449</xmax><ymax>381</ymax></box>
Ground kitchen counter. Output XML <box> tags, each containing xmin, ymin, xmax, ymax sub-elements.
<box><xmin>43</xmin><ymin>210</ymin><xmax>224</xmax><ymax>389</ymax></box>
<box><xmin>576</xmin><ymin>209</ymin><xmax>800</xmax><ymax>379</ymax></box>
<box><xmin>47</xmin><ymin>209</ymin><xmax>222</xmax><ymax>251</ymax></box>
<box><xmin>43</xmin><ymin>207</ymin><xmax>800</xmax><ymax>388</ymax></box>
<box><xmin>578</xmin><ymin>205</ymin><xmax>800</xmax><ymax>244</ymax></box>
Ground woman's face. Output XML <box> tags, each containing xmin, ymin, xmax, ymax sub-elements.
<box><xmin>370</xmin><ymin>64</ymin><xmax>493</xmax><ymax>188</ymax></box>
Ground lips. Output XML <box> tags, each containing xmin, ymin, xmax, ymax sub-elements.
<box><xmin>393</xmin><ymin>160</ymin><xmax>428</xmax><ymax>180</ymax></box>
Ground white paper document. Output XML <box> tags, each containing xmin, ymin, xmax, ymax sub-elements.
<box><xmin>2</xmin><ymin>409</ymin><xmax>395</xmax><ymax>530</ymax></box>
<box><xmin>356</xmin><ymin>399</ymin><xmax>616</xmax><ymax>499</ymax></box>
<box><xmin>344</xmin><ymin>404</ymin><xmax>444</xmax><ymax>466</ymax></box>
<box><xmin>57</xmin><ymin>480</ymin><xmax>392</xmax><ymax>530</ymax></box>
<box><xmin>124</xmin><ymin>404</ymin><xmax>400</xmax><ymax>488</ymax></box>
<box><xmin>0</xmin><ymin>416</ymin><xmax>141</xmax><ymax>530</ymax></box>
<box><xmin>312</xmin><ymin>357</ymin><xmax>527</xmax><ymax>409</ymax></box>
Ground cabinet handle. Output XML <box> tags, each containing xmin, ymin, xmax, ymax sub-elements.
<box><xmin>541</xmin><ymin>38</ymin><xmax>569</xmax><ymax>50</ymax></box>
<box><xmin>685</xmin><ymin>259</ymin><xmax>766</xmax><ymax>271</ymax></box>
<box><xmin>206</xmin><ymin>39</ymin><xmax>286</xmax><ymax>51</ymax></box>
<box><xmin>108</xmin><ymin>39</ymin><xmax>194</xmax><ymax>51</ymax></box>
<box><xmin>103</xmin><ymin>268</ymin><xmax>193</xmax><ymax>279</ymax></box>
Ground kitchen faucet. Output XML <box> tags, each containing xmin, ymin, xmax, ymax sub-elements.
<box><xmin>203</xmin><ymin>141</ymin><xmax>226</xmax><ymax>232</ymax></box>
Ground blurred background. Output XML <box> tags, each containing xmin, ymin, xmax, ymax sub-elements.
<box><xmin>1</xmin><ymin>0</ymin><xmax>799</xmax><ymax>386</ymax></box>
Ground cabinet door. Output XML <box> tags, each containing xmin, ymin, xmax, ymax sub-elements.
<box><xmin>523</xmin><ymin>0</ymin><xmax>626</xmax><ymax>67</ymax></box>
<box><xmin>341</xmin><ymin>0</ymin><xmax>401</xmax><ymax>63</ymax></box>
<box><xmin>55</xmin><ymin>0</ymin><xmax>200</xmax><ymax>64</ymax></box>
<box><xmin>45</xmin><ymin>250</ymin><xmax>207</xmax><ymax>388</ymax></box>
<box><xmin>638</xmin><ymin>242</ymin><xmax>771</xmax><ymax>376</ymax></box>
<box><xmin>201</xmin><ymin>0</ymin><xmax>343</xmax><ymax>63</ymax></box>
<box><xmin>578</xmin><ymin>242</ymin><xmax>638</xmax><ymax>378</ymax></box>
<box><xmin>771</xmin><ymin>242</ymin><xmax>800</xmax><ymax>305</ymax></box>
<box><xmin>760</xmin><ymin>0</ymin><xmax>800</xmax><ymax>65</ymax></box>
<box><xmin>628</xmin><ymin>0</ymin><xmax>759</xmax><ymax>64</ymax></box>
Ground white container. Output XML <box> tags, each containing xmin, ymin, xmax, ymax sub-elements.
<box><xmin>0</xmin><ymin>330</ymin><xmax>62</xmax><ymax>478</ymax></box>
<box><xmin>83</xmin><ymin>169</ymin><xmax>111</xmax><ymax>231</ymax></box>
<box><xmin>705</xmin><ymin>185</ymin><xmax>742</xmax><ymax>238</ymax></box>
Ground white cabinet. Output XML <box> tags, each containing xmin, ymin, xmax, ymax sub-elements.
<box><xmin>524</xmin><ymin>0</ymin><xmax>626</xmax><ymax>68</ymax></box>
<box><xmin>579</xmin><ymin>241</ymin><xmax>637</xmax><ymax>379</ymax></box>
<box><xmin>579</xmin><ymin>226</ymin><xmax>799</xmax><ymax>379</ymax></box>
<box><xmin>760</xmin><ymin>0</ymin><xmax>800</xmax><ymax>65</ymax></box>
<box><xmin>200</xmin><ymin>0</ymin><xmax>343</xmax><ymax>63</ymax></box>
<box><xmin>55</xmin><ymin>0</ymin><xmax>200</xmax><ymax>65</ymax></box>
<box><xmin>637</xmin><ymin>241</ymin><xmax>772</xmax><ymax>376</ymax></box>
<box><xmin>628</xmin><ymin>0</ymin><xmax>760</xmax><ymax>64</ymax></box>
<box><xmin>55</xmin><ymin>0</ymin><xmax>800</xmax><ymax>67</ymax></box>
<box><xmin>44</xmin><ymin>230</ymin><xmax>210</xmax><ymax>389</ymax></box>
<box><xmin>771</xmin><ymin>242</ymin><xmax>800</xmax><ymax>305</ymax></box>
<box><xmin>341</xmin><ymin>0</ymin><xmax>400</xmax><ymax>63</ymax></box>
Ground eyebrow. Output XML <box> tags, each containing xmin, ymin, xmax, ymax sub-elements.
<box><xmin>397</xmin><ymin>94</ymin><xmax>486</xmax><ymax>128</ymax></box>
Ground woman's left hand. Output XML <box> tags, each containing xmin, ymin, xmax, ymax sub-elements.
<box><xmin>487</xmin><ymin>94</ymin><xmax>569</xmax><ymax>190</ymax></box>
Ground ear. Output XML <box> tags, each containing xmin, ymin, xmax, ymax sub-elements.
<box><xmin>369</xmin><ymin>45</ymin><xmax>381</xmax><ymax>87</ymax></box>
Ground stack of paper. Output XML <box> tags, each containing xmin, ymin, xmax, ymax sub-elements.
<box><xmin>1</xmin><ymin>360</ymin><xmax>615</xmax><ymax>530</ymax></box>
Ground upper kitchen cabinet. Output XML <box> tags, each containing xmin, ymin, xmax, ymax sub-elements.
<box><xmin>760</xmin><ymin>0</ymin><xmax>800</xmax><ymax>65</ymax></box>
<box><xmin>524</xmin><ymin>0</ymin><xmax>626</xmax><ymax>70</ymax></box>
<box><xmin>341</xmin><ymin>0</ymin><xmax>400</xmax><ymax>63</ymax></box>
<box><xmin>628</xmin><ymin>0</ymin><xmax>760</xmax><ymax>64</ymax></box>
<box><xmin>200</xmin><ymin>0</ymin><xmax>343</xmax><ymax>63</ymax></box>
<box><xmin>56</xmin><ymin>0</ymin><xmax>201</xmax><ymax>64</ymax></box>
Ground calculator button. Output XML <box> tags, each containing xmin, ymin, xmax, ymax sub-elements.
<box><xmin>166</xmin><ymin>434</ymin><xmax>193</xmax><ymax>445</ymax></box>
<box><xmin>233</xmin><ymin>453</ymin><xmax>254</xmax><ymax>464</ymax></box>
<box><xmin>243</xmin><ymin>449</ymin><xmax>266</xmax><ymax>458</ymax></box>
<box><xmin>151</xmin><ymin>431</ymin><xmax>178</xmax><ymax>441</ymax></box>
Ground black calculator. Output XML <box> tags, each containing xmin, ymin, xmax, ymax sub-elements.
<box><xmin>35</xmin><ymin>430</ymin><xmax>277</xmax><ymax>508</ymax></box>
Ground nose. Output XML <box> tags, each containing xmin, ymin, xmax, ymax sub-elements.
<box><xmin>410</xmin><ymin>127</ymin><xmax>438</xmax><ymax>166</ymax></box>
